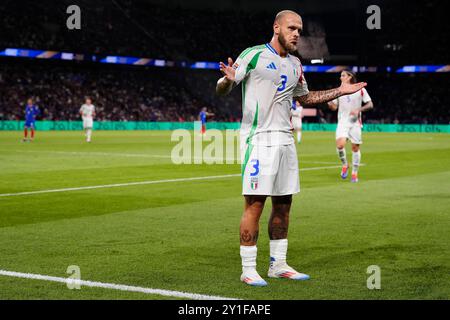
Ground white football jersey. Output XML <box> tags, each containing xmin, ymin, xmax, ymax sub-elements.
<box><xmin>234</xmin><ymin>43</ymin><xmax>309</xmax><ymax>146</ymax></box>
<box><xmin>332</xmin><ymin>88</ymin><xmax>371</xmax><ymax>125</ymax></box>
<box><xmin>80</xmin><ymin>104</ymin><xmax>95</xmax><ymax>119</ymax></box>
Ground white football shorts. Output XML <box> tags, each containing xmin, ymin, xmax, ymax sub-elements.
<box><xmin>241</xmin><ymin>143</ymin><xmax>300</xmax><ymax>196</ymax></box>
<box><xmin>83</xmin><ymin>118</ymin><xmax>94</xmax><ymax>129</ymax></box>
<box><xmin>336</xmin><ymin>122</ymin><xmax>362</xmax><ymax>144</ymax></box>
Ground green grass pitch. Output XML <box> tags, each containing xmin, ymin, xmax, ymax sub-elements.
<box><xmin>0</xmin><ymin>130</ymin><xmax>449</xmax><ymax>300</ymax></box>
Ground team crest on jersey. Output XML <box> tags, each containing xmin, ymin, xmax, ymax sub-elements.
<box><xmin>250</xmin><ymin>177</ymin><xmax>259</xmax><ymax>190</ymax></box>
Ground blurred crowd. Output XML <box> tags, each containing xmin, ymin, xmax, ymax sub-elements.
<box><xmin>0</xmin><ymin>61</ymin><xmax>448</xmax><ymax>124</ymax></box>
<box><xmin>1</xmin><ymin>0</ymin><xmax>448</xmax><ymax>64</ymax></box>
<box><xmin>0</xmin><ymin>0</ymin><xmax>271</xmax><ymax>62</ymax></box>
<box><xmin>0</xmin><ymin>61</ymin><xmax>240</xmax><ymax>122</ymax></box>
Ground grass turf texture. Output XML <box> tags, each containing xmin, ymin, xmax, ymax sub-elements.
<box><xmin>0</xmin><ymin>130</ymin><xmax>448</xmax><ymax>300</ymax></box>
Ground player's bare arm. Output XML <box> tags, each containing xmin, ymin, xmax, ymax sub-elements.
<box><xmin>296</xmin><ymin>82</ymin><xmax>367</xmax><ymax>106</ymax></box>
<box><xmin>350</xmin><ymin>101</ymin><xmax>374</xmax><ymax>116</ymax></box>
<box><xmin>216</xmin><ymin>57</ymin><xmax>236</xmax><ymax>96</ymax></box>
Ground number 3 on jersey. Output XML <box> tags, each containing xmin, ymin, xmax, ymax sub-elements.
<box><xmin>278</xmin><ymin>75</ymin><xmax>287</xmax><ymax>92</ymax></box>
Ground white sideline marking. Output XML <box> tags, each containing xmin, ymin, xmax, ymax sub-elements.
<box><xmin>2</xmin><ymin>149</ymin><xmax>239</xmax><ymax>161</ymax></box>
<box><xmin>0</xmin><ymin>164</ymin><xmax>356</xmax><ymax>198</ymax></box>
<box><xmin>0</xmin><ymin>269</ymin><xmax>238</xmax><ymax>300</ymax></box>
<box><xmin>3</xmin><ymin>149</ymin><xmax>171</xmax><ymax>158</ymax></box>
<box><xmin>301</xmin><ymin>161</ymin><xmax>339</xmax><ymax>165</ymax></box>
<box><xmin>0</xmin><ymin>174</ymin><xmax>241</xmax><ymax>197</ymax></box>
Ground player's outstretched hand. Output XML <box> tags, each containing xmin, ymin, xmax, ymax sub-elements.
<box><xmin>339</xmin><ymin>82</ymin><xmax>367</xmax><ymax>95</ymax></box>
<box><xmin>219</xmin><ymin>57</ymin><xmax>236</xmax><ymax>82</ymax></box>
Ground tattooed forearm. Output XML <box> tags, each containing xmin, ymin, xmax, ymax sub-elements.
<box><xmin>296</xmin><ymin>88</ymin><xmax>342</xmax><ymax>106</ymax></box>
<box><xmin>240</xmin><ymin>229</ymin><xmax>259</xmax><ymax>245</ymax></box>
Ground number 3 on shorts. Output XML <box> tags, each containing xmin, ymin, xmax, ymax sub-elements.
<box><xmin>249</xmin><ymin>159</ymin><xmax>260</xmax><ymax>176</ymax></box>
<box><xmin>278</xmin><ymin>75</ymin><xmax>287</xmax><ymax>92</ymax></box>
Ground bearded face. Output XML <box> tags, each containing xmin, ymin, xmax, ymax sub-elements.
<box><xmin>278</xmin><ymin>29</ymin><xmax>298</xmax><ymax>53</ymax></box>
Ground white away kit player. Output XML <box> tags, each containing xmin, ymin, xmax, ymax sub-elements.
<box><xmin>216</xmin><ymin>10</ymin><xmax>368</xmax><ymax>286</ymax></box>
<box><xmin>79</xmin><ymin>97</ymin><xmax>96</xmax><ymax>143</ymax></box>
<box><xmin>328</xmin><ymin>70</ymin><xmax>373</xmax><ymax>182</ymax></box>
<box><xmin>291</xmin><ymin>100</ymin><xmax>303</xmax><ymax>143</ymax></box>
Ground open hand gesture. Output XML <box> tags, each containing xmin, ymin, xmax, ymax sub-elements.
<box><xmin>219</xmin><ymin>57</ymin><xmax>236</xmax><ymax>82</ymax></box>
<box><xmin>339</xmin><ymin>81</ymin><xmax>367</xmax><ymax>95</ymax></box>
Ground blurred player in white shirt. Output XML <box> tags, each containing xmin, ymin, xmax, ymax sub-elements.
<box><xmin>328</xmin><ymin>70</ymin><xmax>373</xmax><ymax>182</ymax></box>
<box><xmin>79</xmin><ymin>97</ymin><xmax>96</xmax><ymax>143</ymax></box>
<box><xmin>290</xmin><ymin>100</ymin><xmax>303</xmax><ymax>143</ymax></box>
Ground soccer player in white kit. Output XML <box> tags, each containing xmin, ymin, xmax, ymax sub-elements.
<box><xmin>216</xmin><ymin>10</ymin><xmax>367</xmax><ymax>286</ymax></box>
<box><xmin>327</xmin><ymin>70</ymin><xmax>373</xmax><ymax>183</ymax></box>
<box><xmin>79</xmin><ymin>97</ymin><xmax>96</xmax><ymax>143</ymax></box>
<box><xmin>291</xmin><ymin>100</ymin><xmax>303</xmax><ymax>143</ymax></box>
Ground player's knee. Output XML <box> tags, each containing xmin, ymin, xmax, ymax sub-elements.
<box><xmin>336</xmin><ymin>139</ymin><xmax>346</xmax><ymax>149</ymax></box>
<box><xmin>352</xmin><ymin>144</ymin><xmax>360</xmax><ymax>152</ymax></box>
<box><xmin>271</xmin><ymin>196</ymin><xmax>292</xmax><ymax>217</ymax></box>
<box><xmin>272</xmin><ymin>195</ymin><xmax>292</xmax><ymax>206</ymax></box>
<box><xmin>244</xmin><ymin>195</ymin><xmax>266</xmax><ymax>214</ymax></box>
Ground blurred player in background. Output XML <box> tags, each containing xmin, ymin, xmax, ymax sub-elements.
<box><xmin>23</xmin><ymin>98</ymin><xmax>40</xmax><ymax>142</ymax></box>
<box><xmin>199</xmin><ymin>107</ymin><xmax>214</xmax><ymax>134</ymax></box>
<box><xmin>217</xmin><ymin>10</ymin><xmax>367</xmax><ymax>286</ymax></box>
<box><xmin>328</xmin><ymin>70</ymin><xmax>373</xmax><ymax>182</ymax></box>
<box><xmin>291</xmin><ymin>100</ymin><xmax>303</xmax><ymax>143</ymax></box>
<box><xmin>79</xmin><ymin>97</ymin><xmax>96</xmax><ymax>143</ymax></box>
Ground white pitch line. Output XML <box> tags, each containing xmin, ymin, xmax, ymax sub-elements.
<box><xmin>0</xmin><ymin>269</ymin><xmax>238</xmax><ymax>300</ymax></box>
<box><xmin>0</xmin><ymin>174</ymin><xmax>240</xmax><ymax>198</ymax></box>
<box><xmin>1</xmin><ymin>149</ymin><xmax>240</xmax><ymax>161</ymax></box>
<box><xmin>300</xmin><ymin>165</ymin><xmax>341</xmax><ymax>171</ymax></box>
<box><xmin>0</xmin><ymin>165</ymin><xmax>354</xmax><ymax>198</ymax></box>
<box><xmin>1</xmin><ymin>149</ymin><xmax>171</xmax><ymax>159</ymax></box>
<box><xmin>300</xmin><ymin>161</ymin><xmax>340</xmax><ymax>165</ymax></box>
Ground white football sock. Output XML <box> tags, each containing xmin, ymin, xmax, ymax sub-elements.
<box><xmin>240</xmin><ymin>245</ymin><xmax>257</xmax><ymax>273</ymax></box>
<box><xmin>337</xmin><ymin>147</ymin><xmax>348</xmax><ymax>166</ymax></box>
<box><xmin>297</xmin><ymin>131</ymin><xmax>302</xmax><ymax>143</ymax></box>
<box><xmin>87</xmin><ymin>129</ymin><xmax>92</xmax><ymax>141</ymax></box>
<box><xmin>270</xmin><ymin>239</ymin><xmax>288</xmax><ymax>265</ymax></box>
<box><xmin>352</xmin><ymin>150</ymin><xmax>361</xmax><ymax>174</ymax></box>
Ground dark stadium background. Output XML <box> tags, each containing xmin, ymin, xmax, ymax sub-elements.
<box><xmin>0</xmin><ymin>0</ymin><xmax>449</xmax><ymax>124</ymax></box>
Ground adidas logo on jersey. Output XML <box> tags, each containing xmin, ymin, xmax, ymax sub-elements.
<box><xmin>266</xmin><ymin>62</ymin><xmax>277</xmax><ymax>70</ymax></box>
